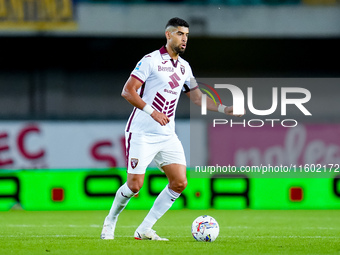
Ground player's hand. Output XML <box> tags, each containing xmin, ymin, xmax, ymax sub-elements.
<box><xmin>151</xmin><ymin>111</ymin><xmax>170</xmax><ymax>126</ymax></box>
<box><xmin>224</xmin><ymin>106</ymin><xmax>246</xmax><ymax>117</ymax></box>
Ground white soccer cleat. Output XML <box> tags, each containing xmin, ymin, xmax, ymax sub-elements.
<box><xmin>100</xmin><ymin>221</ymin><xmax>116</xmax><ymax>240</ymax></box>
<box><xmin>134</xmin><ymin>228</ymin><xmax>169</xmax><ymax>241</ymax></box>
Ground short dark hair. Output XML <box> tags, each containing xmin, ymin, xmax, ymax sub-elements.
<box><xmin>165</xmin><ymin>17</ymin><xmax>189</xmax><ymax>29</ymax></box>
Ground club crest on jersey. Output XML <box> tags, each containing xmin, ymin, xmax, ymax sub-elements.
<box><xmin>180</xmin><ymin>65</ymin><xmax>185</xmax><ymax>75</ymax></box>
<box><xmin>131</xmin><ymin>158</ymin><xmax>139</xmax><ymax>169</ymax></box>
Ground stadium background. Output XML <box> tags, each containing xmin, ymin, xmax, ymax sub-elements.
<box><xmin>1</xmin><ymin>0</ymin><xmax>340</xmax><ymax>212</ymax></box>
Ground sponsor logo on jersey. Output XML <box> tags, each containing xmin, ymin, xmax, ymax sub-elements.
<box><xmin>180</xmin><ymin>65</ymin><xmax>185</xmax><ymax>75</ymax></box>
<box><xmin>131</xmin><ymin>158</ymin><xmax>139</xmax><ymax>169</ymax></box>
<box><xmin>164</xmin><ymin>89</ymin><xmax>178</xmax><ymax>95</ymax></box>
<box><xmin>168</xmin><ymin>73</ymin><xmax>181</xmax><ymax>89</ymax></box>
<box><xmin>162</xmin><ymin>61</ymin><xmax>168</xmax><ymax>64</ymax></box>
<box><xmin>158</xmin><ymin>66</ymin><xmax>174</xmax><ymax>72</ymax></box>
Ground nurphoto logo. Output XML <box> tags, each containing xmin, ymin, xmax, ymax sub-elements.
<box><xmin>200</xmin><ymin>83</ymin><xmax>312</xmax><ymax>128</ymax></box>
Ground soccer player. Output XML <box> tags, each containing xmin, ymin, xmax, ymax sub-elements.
<box><xmin>101</xmin><ymin>17</ymin><xmax>243</xmax><ymax>241</ymax></box>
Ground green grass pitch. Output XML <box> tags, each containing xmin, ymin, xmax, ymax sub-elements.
<box><xmin>0</xmin><ymin>210</ymin><xmax>339</xmax><ymax>255</ymax></box>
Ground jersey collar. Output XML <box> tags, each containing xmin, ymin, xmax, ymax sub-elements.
<box><xmin>159</xmin><ymin>46</ymin><xmax>181</xmax><ymax>68</ymax></box>
<box><xmin>159</xmin><ymin>46</ymin><xmax>171</xmax><ymax>60</ymax></box>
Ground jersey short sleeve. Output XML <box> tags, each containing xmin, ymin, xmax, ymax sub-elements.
<box><xmin>182</xmin><ymin>64</ymin><xmax>198</xmax><ymax>93</ymax></box>
<box><xmin>131</xmin><ymin>55</ymin><xmax>154</xmax><ymax>83</ymax></box>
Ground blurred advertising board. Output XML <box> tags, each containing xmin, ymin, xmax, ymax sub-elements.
<box><xmin>0</xmin><ymin>0</ymin><xmax>76</xmax><ymax>30</ymax></box>
<box><xmin>0</xmin><ymin>168</ymin><xmax>339</xmax><ymax>211</ymax></box>
<box><xmin>0</xmin><ymin>121</ymin><xmax>190</xmax><ymax>170</ymax></box>
<box><xmin>209</xmin><ymin>124</ymin><xmax>340</xmax><ymax>167</ymax></box>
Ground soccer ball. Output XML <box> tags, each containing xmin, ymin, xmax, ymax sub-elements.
<box><xmin>191</xmin><ymin>215</ymin><xmax>219</xmax><ymax>242</ymax></box>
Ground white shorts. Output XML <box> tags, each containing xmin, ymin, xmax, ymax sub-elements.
<box><xmin>125</xmin><ymin>132</ymin><xmax>186</xmax><ymax>174</ymax></box>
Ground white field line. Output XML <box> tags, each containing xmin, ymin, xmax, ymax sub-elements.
<box><xmin>0</xmin><ymin>235</ymin><xmax>338</xmax><ymax>239</ymax></box>
<box><xmin>0</xmin><ymin>235</ymin><xmax>79</xmax><ymax>238</ymax></box>
<box><xmin>219</xmin><ymin>236</ymin><xmax>340</xmax><ymax>239</ymax></box>
<box><xmin>1</xmin><ymin>225</ymin><xmax>338</xmax><ymax>239</ymax></box>
<box><xmin>3</xmin><ymin>225</ymin><xmax>339</xmax><ymax>230</ymax></box>
<box><xmin>4</xmin><ymin>224</ymin><xmax>137</xmax><ymax>228</ymax></box>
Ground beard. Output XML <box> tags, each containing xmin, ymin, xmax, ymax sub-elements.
<box><xmin>173</xmin><ymin>45</ymin><xmax>186</xmax><ymax>55</ymax></box>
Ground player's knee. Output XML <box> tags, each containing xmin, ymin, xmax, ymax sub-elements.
<box><xmin>128</xmin><ymin>185</ymin><xmax>142</xmax><ymax>193</ymax></box>
<box><xmin>127</xmin><ymin>174</ymin><xmax>144</xmax><ymax>193</ymax></box>
<box><xmin>127</xmin><ymin>182</ymin><xmax>143</xmax><ymax>193</ymax></box>
<box><xmin>170</xmin><ymin>179</ymin><xmax>187</xmax><ymax>193</ymax></box>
